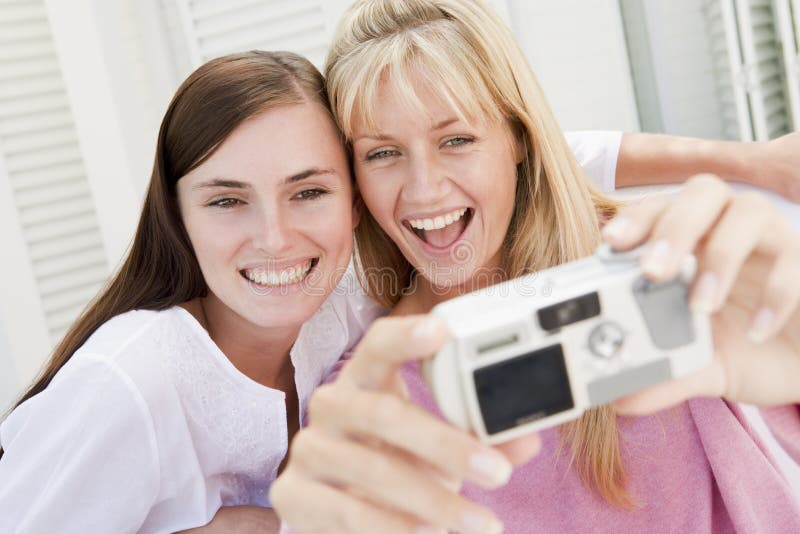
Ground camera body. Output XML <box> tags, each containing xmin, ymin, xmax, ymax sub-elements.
<box><xmin>423</xmin><ymin>244</ymin><xmax>713</xmax><ymax>444</ymax></box>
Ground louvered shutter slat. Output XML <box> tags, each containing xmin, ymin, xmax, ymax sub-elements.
<box><xmin>0</xmin><ymin>18</ymin><xmax>50</xmax><ymax>44</ymax></box>
<box><xmin>10</xmin><ymin>159</ymin><xmax>83</xmax><ymax>191</ymax></box>
<box><xmin>0</xmin><ymin>74</ymin><xmax>63</xmax><ymax>101</ymax></box>
<box><xmin>176</xmin><ymin>0</ymin><xmax>330</xmax><ymax>68</ymax></box>
<box><xmin>15</xmin><ymin>177</ymin><xmax>89</xmax><ymax>209</ymax></box>
<box><xmin>0</xmin><ymin>56</ymin><xmax>59</xmax><ymax>81</ymax></box>
<box><xmin>0</xmin><ymin>38</ymin><xmax>53</xmax><ymax>62</ymax></box>
<box><xmin>0</xmin><ymin>109</ymin><xmax>72</xmax><ymax>137</ymax></box>
<box><xmin>193</xmin><ymin>1</ymin><xmax>320</xmax><ymax>37</ymax></box>
<box><xmin>2</xmin><ymin>127</ymin><xmax>77</xmax><ymax>155</ymax></box>
<box><xmin>5</xmin><ymin>145</ymin><xmax>82</xmax><ymax>173</ymax></box>
<box><xmin>26</xmin><ymin>212</ymin><xmax>99</xmax><ymax>246</ymax></box>
<box><xmin>0</xmin><ymin>94</ymin><xmax>69</xmax><ymax>119</ymax></box>
<box><xmin>19</xmin><ymin>194</ymin><xmax>95</xmax><ymax>226</ymax></box>
<box><xmin>27</xmin><ymin>230</ymin><xmax>104</xmax><ymax>262</ymax></box>
<box><xmin>33</xmin><ymin>246</ymin><xmax>106</xmax><ymax>278</ymax></box>
<box><xmin>38</xmin><ymin>264</ymin><xmax>109</xmax><ymax>297</ymax></box>
<box><xmin>41</xmin><ymin>283</ymin><xmax>103</xmax><ymax>316</ymax></box>
<box><xmin>0</xmin><ymin>3</ymin><xmax>46</xmax><ymax>24</ymax></box>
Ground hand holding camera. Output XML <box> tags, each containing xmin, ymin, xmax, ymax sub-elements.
<box><xmin>424</xmin><ymin>243</ymin><xmax>714</xmax><ymax>443</ymax></box>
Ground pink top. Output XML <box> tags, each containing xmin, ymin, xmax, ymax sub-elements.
<box><xmin>282</xmin><ymin>358</ymin><xmax>800</xmax><ymax>533</ymax></box>
<box><xmin>402</xmin><ymin>362</ymin><xmax>800</xmax><ymax>533</ymax></box>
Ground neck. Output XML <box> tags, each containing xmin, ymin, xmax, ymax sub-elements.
<box><xmin>396</xmin><ymin>267</ymin><xmax>509</xmax><ymax>315</ymax></box>
<box><xmin>184</xmin><ymin>297</ymin><xmax>300</xmax><ymax>390</ymax></box>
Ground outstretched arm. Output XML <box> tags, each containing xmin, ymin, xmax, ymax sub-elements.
<box><xmin>616</xmin><ymin>132</ymin><xmax>800</xmax><ymax>202</ymax></box>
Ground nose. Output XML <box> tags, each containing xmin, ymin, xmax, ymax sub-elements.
<box><xmin>251</xmin><ymin>203</ymin><xmax>293</xmax><ymax>256</ymax></box>
<box><xmin>401</xmin><ymin>149</ymin><xmax>451</xmax><ymax>205</ymax></box>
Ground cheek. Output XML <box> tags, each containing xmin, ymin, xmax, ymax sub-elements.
<box><xmin>357</xmin><ymin>179</ymin><xmax>396</xmax><ymax>227</ymax></box>
<box><xmin>309</xmin><ymin>198</ymin><xmax>356</xmax><ymax>250</ymax></box>
<box><xmin>185</xmin><ymin>216</ymin><xmax>243</xmax><ymax>272</ymax></box>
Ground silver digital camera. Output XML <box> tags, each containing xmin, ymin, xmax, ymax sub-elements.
<box><xmin>423</xmin><ymin>244</ymin><xmax>713</xmax><ymax>444</ymax></box>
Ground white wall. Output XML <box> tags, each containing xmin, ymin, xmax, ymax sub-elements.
<box><xmin>621</xmin><ymin>0</ymin><xmax>736</xmax><ymax>139</ymax></box>
<box><xmin>506</xmin><ymin>0</ymin><xmax>640</xmax><ymax>132</ymax></box>
<box><xmin>0</xmin><ymin>312</ymin><xmax>19</xmax><ymax>414</ymax></box>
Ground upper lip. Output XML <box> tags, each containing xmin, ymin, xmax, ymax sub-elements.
<box><xmin>402</xmin><ymin>206</ymin><xmax>471</xmax><ymax>222</ymax></box>
<box><xmin>239</xmin><ymin>257</ymin><xmax>316</xmax><ymax>271</ymax></box>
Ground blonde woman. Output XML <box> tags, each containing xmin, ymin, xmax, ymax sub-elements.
<box><xmin>271</xmin><ymin>1</ymin><xmax>800</xmax><ymax>532</ymax></box>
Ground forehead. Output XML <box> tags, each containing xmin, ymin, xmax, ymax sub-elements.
<box><xmin>351</xmin><ymin>67</ymin><xmax>488</xmax><ymax>136</ymax></box>
<box><xmin>186</xmin><ymin>103</ymin><xmax>348</xmax><ymax>183</ymax></box>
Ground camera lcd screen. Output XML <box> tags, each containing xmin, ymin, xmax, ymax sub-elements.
<box><xmin>474</xmin><ymin>344</ymin><xmax>573</xmax><ymax>435</ymax></box>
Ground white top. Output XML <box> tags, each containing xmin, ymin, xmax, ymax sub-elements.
<box><xmin>565</xmin><ymin>130</ymin><xmax>621</xmax><ymax>193</ymax></box>
<box><xmin>0</xmin><ymin>269</ymin><xmax>384</xmax><ymax>534</ymax></box>
<box><xmin>0</xmin><ymin>131</ymin><xmax>621</xmax><ymax>534</ymax></box>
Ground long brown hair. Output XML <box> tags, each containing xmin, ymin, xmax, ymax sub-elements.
<box><xmin>326</xmin><ymin>0</ymin><xmax>630</xmax><ymax>506</ymax></box>
<box><xmin>0</xmin><ymin>51</ymin><xmax>330</xmax><ymax>458</ymax></box>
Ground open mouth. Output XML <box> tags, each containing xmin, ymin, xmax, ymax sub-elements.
<box><xmin>239</xmin><ymin>258</ymin><xmax>319</xmax><ymax>288</ymax></box>
<box><xmin>404</xmin><ymin>207</ymin><xmax>473</xmax><ymax>249</ymax></box>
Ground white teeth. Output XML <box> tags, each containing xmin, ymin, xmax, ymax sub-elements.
<box><xmin>244</xmin><ymin>261</ymin><xmax>313</xmax><ymax>287</ymax></box>
<box><xmin>409</xmin><ymin>208</ymin><xmax>467</xmax><ymax>231</ymax></box>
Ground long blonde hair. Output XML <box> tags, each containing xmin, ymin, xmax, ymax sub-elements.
<box><xmin>325</xmin><ymin>0</ymin><xmax>630</xmax><ymax>506</ymax></box>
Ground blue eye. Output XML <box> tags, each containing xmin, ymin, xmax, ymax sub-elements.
<box><xmin>365</xmin><ymin>148</ymin><xmax>400</xmax><ymax>161</ymax></box>
<box><xmin>444</xmin><ymin>136</ymin><xmax>473</xmax><ymax>148</ymax></box>
<box><xmin>207</xmin><ymin>198</ymin><xmax>242</xmax><ymax>208</ymax></box>
<box><xmin>295</xmin><ymin>188</ymin><xmax>329</xmax><ymax>200</ymax></box>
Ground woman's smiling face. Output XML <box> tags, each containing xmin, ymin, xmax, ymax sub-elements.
<box><xmin>351</xmin><ymin>71</ymin><xmax>520</xmax><ymax>292</ymax></box>
<box><xmin>177</xmin><ymin>102</ymin><xmax>356</xmax><ymax>331</ymax></box>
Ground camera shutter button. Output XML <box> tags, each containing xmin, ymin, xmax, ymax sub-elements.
<box><xmin>588</xmin><ymin>321</ymin><xmax>626</xmax><ymax>359</ymax></box>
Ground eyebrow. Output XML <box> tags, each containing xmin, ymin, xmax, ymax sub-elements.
<box><xmin>192</xmin><ymin>168</ymin><xmax>337</xmax><ymax>190</ymax></box>
<box><xmin>353</xmin><ymin>117</ymin><xmax>461</xmax><ymax>142</ymax></box>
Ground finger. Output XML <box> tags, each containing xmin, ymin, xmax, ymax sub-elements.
<box><xmin>493</xmin><ymin>432</ymin><xmax>542</xmax><ymax>467</ymax></box>
<box><xmin>613</xmin><ymin>361</ymin><xmax>727</xmax><ymax>415</ymax></box>
<box><xmin>638</xmin><ymin>175</ymin><xmax>733</xmax><ymax>280</ymax></box>
<box><xmin>340</xmin><ymin>316</ymin><xmax>449</xmax><ymax>391</ymax></box>
<box><xmin>290</xmin><ymin>428</ymin><xmax>503</xmax><ymax>534</ymax></box>
<box><xmin>747</xmin><ymin>231</ymin><xmax>800</xmax><ymax>343</ymax></box>
<box><xmin>601</xmin><ymin>194</ymin><xmax>671</xmax><ymax>249</ymax></box>
<box><xmin>270</xmin><ymin>471</ymin><xmax>433</xmax><ymax>534</ymax></box>
<box><xmin>308</xmin><ymin>383</ymin><xmax>513</xmax><ymax>489</ymax></box>
<box><xmin>689</xmin><ymin>191</ymin><xmax>775</xmax><ymax>312</ymax></box>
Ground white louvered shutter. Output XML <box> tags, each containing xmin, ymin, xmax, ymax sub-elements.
<box><xmin>735</xmin><ymin>0</ymin><xmax>793</xmax><ymax>140</ymax></box>
<box><xmin>703</xmin><ymin>0</ymin><xmax>797</xmax><ymax>141</ymax></box>
<box><xmin>171</xmin><ymin>0</ymin><xmax>335</xmax><ymax>69</ymax></box>
<box><xmin>0</xmin><ymin>1</ymin><xmax>109</xmax><ymax>357</ymax></box>
<box><xmin>774</xmin><ymin>0</ymin><xmax>800</xmax><ymax>128</ymax></box>
<box><xmin>166</xmin><ymin>0</ymin><xmax>511</xmax><ymax>75</ymax></box>
<box><xmin>704</xmin><ymin>0</ymin><xmax>755</xmax><ymax>139</ymax></box>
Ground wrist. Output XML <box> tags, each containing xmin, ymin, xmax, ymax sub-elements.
<box><xmin>706</xmin><ymin>139</ymin><xmax>765</xmax><ymax>187</ymax></box>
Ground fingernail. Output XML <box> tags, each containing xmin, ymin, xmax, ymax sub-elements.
<box><xmin>748</xmin><ymin>307</ymin><xmax>775</xmax><ymax>343</ymax></box>
<box><xmin>641</xmin><ymin>240</ymin><xmax>672</xmax><ymax>278</ymax></box>
<box><xmin>691</xmin><ymin>272</ymin><xmax>718</xmax><ymax>313</ymax></box>
<box><xmin>602</xmin><ymin>217</ymin><xmax>631</xmax><ymax>241</ymax></box>
<box><xmin>460</xmin><ymin>510</ymin><xmax>503</xmax><ymax>534</ymax></box>
<box><xmin>412</xmin><ymin>318</ymin><xmax>441</xmax><ymax>342</ymax></box>
<box><xmin>469</xmin><ymin>450</ymin><xmax>513</xmax><ymax>487</ymax></box>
